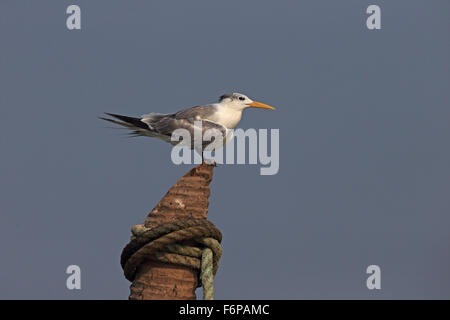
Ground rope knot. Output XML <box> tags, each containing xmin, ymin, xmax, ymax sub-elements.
<box><xmin>121</xmin><ymin>219</ymin><xmax>222</xmax><ymax>300</ymax></box>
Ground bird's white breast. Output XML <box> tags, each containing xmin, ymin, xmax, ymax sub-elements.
<box><xmin>209</xmin><ymin>106</ymin><xmax>243</xmax><ymax>129</ymax></box>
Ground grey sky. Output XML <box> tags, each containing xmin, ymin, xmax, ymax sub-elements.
<box><xmin>0</xmin><ymin>1</ymin><xmax>449</xmax><ymax>299</ymax></box>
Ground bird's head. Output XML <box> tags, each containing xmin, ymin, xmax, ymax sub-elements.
<box><xmin>218</xmin><ymin>93</ymin><xmax>275</xmax><ymax>111</ymax></box>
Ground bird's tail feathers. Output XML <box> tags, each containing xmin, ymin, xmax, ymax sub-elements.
<box><xmin>102</xmin><ymin>113</ymin><xmax>149</xmax><ymax>129</ymax></box>
<box><xmin>100</xmin><ymin>112</ymin><xmax>172</xmax><ymax>141</ymax></box>
<box><xmin>100</xmin><ymin>113</ymin><xmax>154</xmax><ymax>138</ymax></box>
<box><xmin>99</xmin><ymin>116</ymin><xmax>133</xmax><ymax>128</ymax></box>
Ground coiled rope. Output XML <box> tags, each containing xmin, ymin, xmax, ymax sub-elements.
<box><xmin>120</xmin><ymin>219</ymin><xmax>222</xmax><ymax>300</ymax></box>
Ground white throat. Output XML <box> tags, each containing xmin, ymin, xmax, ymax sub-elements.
<box><xmin>211</xmin><ymin>102</ymin><xmax>245</xmax><ymax>129</ymax></box>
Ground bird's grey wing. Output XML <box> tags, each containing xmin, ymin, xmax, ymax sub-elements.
<box><xmin>151</xmin><ymin>116</ymin><xmax>227</xmax><ymax>149</ymax></box>
<box><xmin>173</xmin><ymin>104</ymin><xmax>218</xmax><ymax>120</ymax></box>
<box><xmin>140</xmin><ymin>104</ymin><xmax>217</xmax><ymax>133</ymax></box>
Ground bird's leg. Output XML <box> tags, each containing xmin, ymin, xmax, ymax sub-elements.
<box><xmin>202</xmin><ymin>153</ymin><xmax>216</xmax><ymax>166</ymax></box>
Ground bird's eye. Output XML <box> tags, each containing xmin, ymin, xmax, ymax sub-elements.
<box><xmin>238</xmin><ymin>97</ymin><xmax>245</xmax><ymax>101</ymax></box>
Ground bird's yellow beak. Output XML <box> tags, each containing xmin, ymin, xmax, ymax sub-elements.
<box><xmin>246</xmin><ymin>101</ymin><xmax>276</xmax><ymax>110</ymax></box>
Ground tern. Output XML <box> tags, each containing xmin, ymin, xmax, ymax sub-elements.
<box><xmin>101</xmin><ymin>93</ymin><xmax>275</xmax><ymax>159</ymax></box>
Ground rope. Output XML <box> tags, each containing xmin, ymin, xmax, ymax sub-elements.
<box><xmin>121</xmin><ymin>219</ymin><xmax>222</xmax><ymax>300</ymax></box>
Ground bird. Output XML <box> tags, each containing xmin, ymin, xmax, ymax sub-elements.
<box><xmin>100</xmin><ymin>93</ymin><xmax>275</xmax><ymax>160</ymax></box>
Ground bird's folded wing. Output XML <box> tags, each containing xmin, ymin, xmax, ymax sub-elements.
<box><xmin>152</xmin><ymin>116</ymin><xmax>227</xmax><ymax>148</ymax></box>
<box><xmin>173</xmin><ymin>104</ymin><xmax>217</xmax><ymax>120</ymax></box>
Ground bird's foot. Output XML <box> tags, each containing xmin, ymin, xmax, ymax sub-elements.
<box><xmin>202</xmin><ymin>159</ymin><xmax>217</xmax><ymax>167</ymax></box>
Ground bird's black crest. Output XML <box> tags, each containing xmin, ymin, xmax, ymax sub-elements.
<box><xmin>219</xmin><ymin>93</ymin><xmax>233</xmax><ymax>102</ymax></box>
